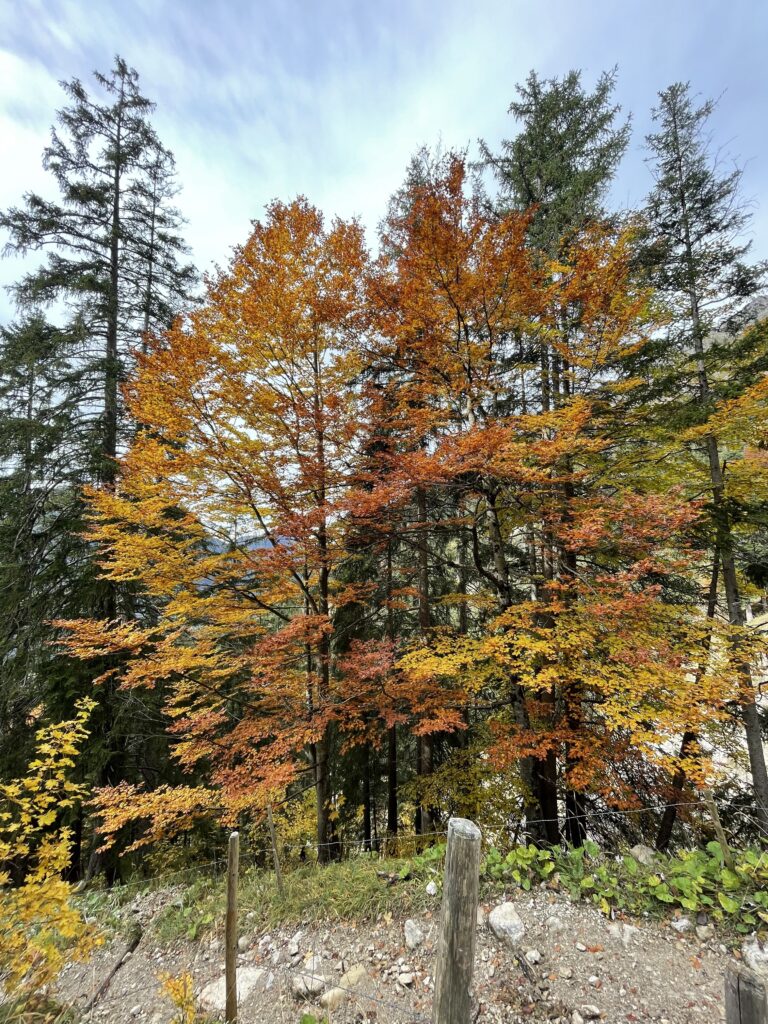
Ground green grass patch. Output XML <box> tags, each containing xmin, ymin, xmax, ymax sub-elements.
<box><xmin>151</xmin><ymin>851</ymin><xmax>442</xmax><ymax>944</ymax></box>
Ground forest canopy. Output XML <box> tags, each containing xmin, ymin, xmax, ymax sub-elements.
<box><xmin>1</xmin><ymin>59</ymin><xmax>768</xmax><ymax>882</ymax></box>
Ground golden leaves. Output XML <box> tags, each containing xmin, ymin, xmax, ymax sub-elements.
<box><xmin>0</xmin><ymin>699</ymin><xmax>100</xmax><ymax>993</ymax></box>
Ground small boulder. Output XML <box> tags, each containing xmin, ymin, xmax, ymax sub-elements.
<box><xmin>292</xmin><ymin>954</ymin><xmax>328</xmax><ymax>999</ymax></box>
<box><xmin>199</xmin><ymin>968</ymin><xmax>265</xmax><ymax>1013</ymax></box>
<box><xmin>340</xmin><ymin>963</ymin><xmax>368</xmax><ymax>988</ymax></box>
<box><xmin>488</xmin><ymin>902</ymin><xmax>525</xmax><ymax>947</ymax></box>
<box><xmin>404</xmin><ymin>918</ymin><xmax>424</xmax><ymax>950</ymax></box>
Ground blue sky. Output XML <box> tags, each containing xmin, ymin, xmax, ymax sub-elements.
<box><xmin>1</xmin><ymin>0</ymin><xmax>766</xmax><ymax>322</ymax></box>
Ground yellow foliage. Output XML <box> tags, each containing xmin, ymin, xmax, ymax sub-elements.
<box><xmin>159</xmin><ymin>971</ymin><xmax>198</xmax><ymax>1024</ymax></box>
<box><xmin>0</xmin><ymin>698</ymin><xmax>101</xmax><ymax>993</ymax></box>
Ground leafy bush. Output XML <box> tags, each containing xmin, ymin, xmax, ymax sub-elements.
<box><xmin>482</xmin><ymin>840</ymin><xmax>768</xmax><ymax>932</ymax></box>
<box><xmin>0</xmin><ymin>699</ymin><xmax>101</xmax><ymax>993</ymax></box>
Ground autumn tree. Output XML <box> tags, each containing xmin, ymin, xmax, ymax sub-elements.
<box><xmin>58</xmin><ymin>199</ymin><xmax>381</xmax><ymax>860</ymax></box>
<box><xmin>367</xmin><ymin>156</ymin><xmax>748</xmax><ymax>843</ymax></box>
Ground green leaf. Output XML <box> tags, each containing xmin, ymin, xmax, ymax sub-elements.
<box><xmin>717</xmin><ymin>892</ymin><xmax>740</xmax><ymax>914</ymax></box>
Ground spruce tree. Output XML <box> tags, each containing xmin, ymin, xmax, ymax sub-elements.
<box><xmin>480</xmin><ymin>68</ymin><xmax>630</xmax><ymax>255</ymax></box>
<box><xmin>0</xmin><ymin>57</ymin><xmax>196</xmax><ymax>871</ymax></box>
<box><xmin>644</xmin><ymin>82</ymin><xmax>768</xmax><ymax>827</ymax></box>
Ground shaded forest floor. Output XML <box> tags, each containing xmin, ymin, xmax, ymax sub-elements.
<box><xmin>49</xmin><ymin>858</ymin><xmax>743</xmax><ymax>1024</ymax></box>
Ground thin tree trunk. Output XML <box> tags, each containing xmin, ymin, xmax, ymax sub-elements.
<box><xmin>386</xmin><ymin>538</ymin><xmax>398</xmax><ymax>837</ymax></box>
<box><xmin>656</xmin><ymin>551</ymin><xmax>721</xmax><ymax>849</ymax></box>
<box><xmin>415</xmin><ymin>485</ymin><xmax>434</xmax><ymax>836</ymax></box>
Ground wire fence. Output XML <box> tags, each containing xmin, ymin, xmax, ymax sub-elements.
<box><xmin>67</xmin><ymin>798</ymin><xmax>768</xmax><ymax>1024</ymax></box>
<box><xmin>91</xmin><ymin>794</ymin><xmax>768</xmax><ymax>900</ymax></box>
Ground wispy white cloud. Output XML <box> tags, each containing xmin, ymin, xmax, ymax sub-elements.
<box><xmin>1</xmin><ymin>0</ymin><xmax>766</xmax><ymax>323</ymax></box>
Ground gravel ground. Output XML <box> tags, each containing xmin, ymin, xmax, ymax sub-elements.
<box><xmin>56</xmin><ymin>885</ymin><xmax>738</xmax><ymax>1023</ymax></box>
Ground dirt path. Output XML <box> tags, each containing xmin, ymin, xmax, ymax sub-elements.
<box><xmin>57</xmin><ymin>886</ymin><xmax>734</xmax><ymax>1023</ymax></box>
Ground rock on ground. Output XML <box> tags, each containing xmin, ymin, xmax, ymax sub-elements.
<box><xmin>404</xmin><ymin>918</ymin><xmax>424</xmax><ymax>950</ymax></box>
<box><xmin>488</xmin><ymin>901</ymin><xmax>526</xmax><ymax>946</ymax></box>
<box><xmin>198</xmin><ymin>967</ymin><xmax>265</xmax><ymax>1012</ymax></box>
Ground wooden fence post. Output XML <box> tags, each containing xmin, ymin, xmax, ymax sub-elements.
<box><xmin>432</xmin><ymin>817</ymin><xmax>482</xmax><ymax>1024</ymax></box>
<box><xmin>225</xmin><ymin>831</ymin><xmax>240</xmax><ymax>1024</ymax></box>
<box><xmin>726</xmin><ymin>963</ymin><xmax>768</xmax><ymax>1023</ymax></box>
<box><xmin>267</xmin><ymin>804</ymin><xmax>284</xmax><ymax>896</ymax></box>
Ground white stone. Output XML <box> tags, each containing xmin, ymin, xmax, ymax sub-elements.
<box><xmin>629</xmin><ymin>843</ymin><xmax>656</xmax><ymax>866</ymax></box>
<box><xmin>129</xmin><ymin>1006</ymin><xmax>141</xmax><ymax>1017</ymax></box>
<box><xmin>608</xmin><ymin>921</ymin><xmax>640</xmax><ymax>946</ymax></box>
<box><xmin>580</xmin><ymin>1007</ymin><xmax>601</xmax><ymax>1020</ymax></box>
<box><xmin>488</xmin><ymin>902</ymin><xmax>525</xmax><ymax>946</ymax></box>
<box><xmin>320</xmin><ymin>987</ymin><xmax>348</xmax><ymax>1010</ymax></box>
<box><xmin>477</xmin><ymin>906</ymin><xmax>487</xmax><ymax>927</ymax></box>
<box><xmin>743</xmin><ymin>937</ymin><xmax>768</xmax><ymax>975</ymax></box>
<box><xmin>292</xmin><ymin>971</ymin><xmax>326</xmax><ymax>999</ymax></box>
<box><xmin>404</xmin><ymin>918</ymin><xmax>424</xmax><ymax>950</ymax></box>
<box><xmin>237</xmin><ymin>936</ymin><xmax>248</xmax><ymax>953</ymax></box>
<box><xmin>525</xmin><ymin>949</ymin><xmax>542</xmax><ymax>964</ymax></box>
<box><xmin>696</xmin><ymin>923</ymin><xmax>715</xmax><ymax>942</ymax></box>
<box><xmin>340</xmin><ymin>963</ymin><xmax>368</xmax><ymax>988</ymax></box>
<box><xmin>199</xmin><ymin>968</ymin><xmax>265</xmax><ymax>1012</ymax></box>
<box><xmin>398</xmin><ymin>972</ymin><xmax>414</xmax><ymax>986</ymax></box>
<box><xmin>546</xmin><ymin>915</ymin><xmax>565</xmax><ymax>933</ymax></box>
<box><xmin>426</xmin><ymin>880</ymin><xmax>438</xmax><ymax>896</ymax></box>
<box><xmin>671</xmin><ymin>917</ymin><xmax>692</xmax><ymax>934</ymax></box>
<box><xmin>572</xmin><ymin>1013</ymin><xmax>585</xmax><ymax>1024</ymax></box>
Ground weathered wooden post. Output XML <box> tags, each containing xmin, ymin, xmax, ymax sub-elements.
<box><xmin>726</xmin><ymin>964</ymin><xmax>768</xmax><ymax>1024</ymax></box>
<box><xmin>225</xmin><ymin>830</ymin><xmax>240</xmax><ymax>1024</ymax></box>
<box><xmin>267</xmin><ymin>804</ymin><xmax>284</xmax><ymax>896</ymax></box>
<box><xmin>432</xmin><ymin>817</ymin><xmax>482</xmax><ymax>1024</ymax></box>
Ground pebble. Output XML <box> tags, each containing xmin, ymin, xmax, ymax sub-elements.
<box><xmin>426</xmin><ymin>880</ymin><xmax>438</xmax><ymax>896</ymax></box>
<box><xmin>404</xmin><ymin>918</ymin><xmax>424</xmax><ymax>950</ymax></box>
<box><xmin>488</xmin><ymin>902</ymin><xmax>526</xmax><ymax>946</ymax></box>
<box><xmin>398</xmin><ymin>972</ymin><xmax>414</xmax><ymax>986</ymax></box>
<box><xmin>671</xmin><ymin>917</ymin><xmax>692</xmax><ymax>933</ymax></box>
<box><xmin>525</xmin><ymin>948</ymin><xmax>542</xmax><ymax>964</ymax></box>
